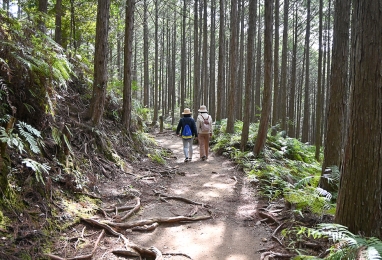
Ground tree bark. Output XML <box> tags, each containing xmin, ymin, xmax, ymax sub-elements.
<box><xmin>335</xmin><ymin>1</ymin><xmax>382</xmax><ymax>239</ymax></box>
<box><xmin>226</xmin><ymin>0</ymin><xmax>238</xmax><ymax>134</ymax></box>
<box><xmin>216</xmin><ymin>0</ymin><xmax>225</xmax><ymax>122</ymax></box>
<box><xmin>254</xmin><ymin>0</ymin><xmax>273</xmax><ymax>157</ymax></box>
<box><xmin>54</xmin><ymin>0</ymin><xmax>62</xmax><ymax>45</ymax></box>
<box><xmin>320</xmin><ymin>0</ymin><xmax>350</xmax><ymax>190</ymax></box>
<box><xmin>121</xmin><ymin>0</ymin><xmax>135</xmax><ymax>130</ymax></box>
<box><xmin>88</xmin><ymin>0</ymin><xmax>110</xmax><ymax>126</ymax></box>
<box><xmin>301</xmin><ymin>0</ymin><xmax>311</xmax><ymax>143</ymax></box>
<box><xmin>240</xmin><ymin>0</ymin><xmax>256</xmax><ymax>151</ymax></box>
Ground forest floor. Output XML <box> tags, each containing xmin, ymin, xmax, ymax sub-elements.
<box><xmin>46</xmin><ymin>129</ymin><xmax>290</xmax><ymax>260</ymax></box>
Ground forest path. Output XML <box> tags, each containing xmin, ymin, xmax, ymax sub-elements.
<box><xmin>123</xmin><ymin>130</ymin><xmax>272</xmax><ymax>259</ymax></box>
<box><xmin>54</xmin><ymin>130</ymin><xmax>275</xmax><ymax>260</ymax></box>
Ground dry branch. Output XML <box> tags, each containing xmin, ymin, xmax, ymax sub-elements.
<box><xmin>106</xmin><ymin>215</ymin><xmax>212</xmax><ymax>229</ymax></box>
<box><xmin>45</xmin><ymin>230</ymin><xmax>105</xmax><ymax>260</ymax></box>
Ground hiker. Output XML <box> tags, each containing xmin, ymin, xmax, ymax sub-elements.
<box><xmin>176</xmin><ymin>108</ymin><xmax>198</xmax><ymax>162</ymax></box>
<box><xmin>196</xmin><ymin>105</ymin><xmax>213</xmax><ymax>161</ymax></box>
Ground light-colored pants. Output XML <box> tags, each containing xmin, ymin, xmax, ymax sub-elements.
<box><xmin>182</xmin><ymin>138</ymin><xmax>193</xmax><ymax>159</ymax></box>
<box><xmin>198</xmin><ymin>133</ymin><xmax>210</xmax><ymax>158</ymax></box>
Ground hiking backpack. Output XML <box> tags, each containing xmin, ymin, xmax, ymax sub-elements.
<box><xmin>182</xmin><ymin>124</ymin><xmax>192</xmax><ymax>139</ymax></box>
<box><xmin>200</xmin><ymin>114</ymin><xmax>210</xmax><ymax>133</ymax></box>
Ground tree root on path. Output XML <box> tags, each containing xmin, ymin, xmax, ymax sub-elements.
<box><xmin>258</xmin><ymin>211</ymin><xmax>280</xmax><ymax>225</ymax></box>
<box><xmin>106</xmin><ymin>215</ymin><xmax>212</xmax><ymax>229</ymax></box>
<box><xmin>153</xmin><ymin>190</ymin><xmax>210</xmax><ymax>207</ymax></box>
<box><xmin>113</xmin><ymin>196</ymin><xmax>141</xmax><ymax>222</ymax></box>
<box><xmin>260</xmin><ymin>251</ymin><xmax>295</xmax><ymax>259</ymax></box>
<box><xmin>45</xmin><ymin>229</ymin><xmax>105</xmax><ymax>260</ymax></box>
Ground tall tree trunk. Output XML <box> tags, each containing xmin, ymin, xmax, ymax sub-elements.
<box><xmin>236</xmin><ymin>0</ymin><xmax>244</xmax><ymax>120</ymax></box>
<box><xmin>280</xmin><ymin>0</ymin><xmax>289</xmax><ymax>131</ymax></box>
<box><xmin>121</xmin><ymin>0</ymin><xmax>135</xmax><ymax>130</ymax></box>
<box><xmin>335</xmin><ymin>1</ymin><xmax>382</xmax><ymax>239</ymax></box>
<box><xmin>253</xmin><ymin>10</ymin><xmax>262</xmax><ymax>123</ymax></box>
<box><xmin>301</xmin><ymin>0</ymin><xmax>311</xmax><ymax>143</ymax></box>
<box><xmin>70</xmin><ymin>0</ymin><xmax>76</xmax><ymax>51</ymax></box>
<box><xmin>193</xmin><ymin>0</ymin><xmax>200</xmax><ymax>119</ymax></box>
<box><xmin>320</xmin><ymin>0</ymin><xmax>350</xmax><ymax>190</ymax></box>
<box><xmin>143</xmin><ymin>0</ymin><xmax>149</xmax><ymax>107</ymax></box>
<box><xmin>180</xmin><ymin>0</ymin><xmax>187</xmax><ymax>116</ymax></box>
<box><xmin>226</xmin><ymin>0</ymin><xmax>238</xmax><ymax>134</ymax></box>
<box><xmin>288</xmin><ymin>4</ymin><xmax>298</xmax><ymax>138</ymax></box>
<box><xmin>209</xmin><ymin>0</ymin><xmax>216</xmax><ymax>120</ymax></box>
<box><xmin>315</xmin><ymin>0</ymin><xmax>324</xmax><ymax>161</ymax></box>
<box><xmin>216</xmin><ymin>0</ymin><xmax>225</xmax><ymax>122</ymax></box>
<box><xmin>202</xmin><ymin>0</ymin><xmax>208</xmax><ymax>106</ymax></box>
<box><xmin>88</xmin><ymin>0</ymin><xmax>110</xmax><ymax>126</ymax></box>
<box><xmin>254</xmin><ymin>0</ymin><xmax>273</xmax><ymax>157</ymax></box>
<box><xmin>240</xmin><ymin>0</ymin><xmax>256</xmax><ymax>151</ymax></box>
<box><xmin>55</xmin><ymin>0</ymin><xmax>63</xmax><ymax>45</ymax></box>
<box><xmin>38</xmin><ymin>0</ymin><xmax>48</xmax><ymax>33</ymax></box>
<box><xmin>153</xmin><ymin>0</ymin><xmax>159</xmax><ymax>122</ymax></box>
<box><xmin>272</xmin><ymin>0</ymin><xmax>280</xmax><ymax>127</ymax></box>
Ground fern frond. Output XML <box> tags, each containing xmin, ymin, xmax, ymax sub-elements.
<box><xmin>16</xmin><ymin>121</ymin><xmax>42</xmax><ymax>154</ymax></box>
<box><xmin>0</xmin><ymin>126</ymin><xmax>25</xmax><ymax>153</ymax></box>
<box><xmin>51</xmin><ymin>126</ymin><xmax>61</xmax><ymax>146</ymax></box>
<box><xmin>22</xmin><ymin>158</ymin><xmax>50</xmax><ymax>184</ymax></box>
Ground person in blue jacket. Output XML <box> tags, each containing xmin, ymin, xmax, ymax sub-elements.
<box><xmin>176</xmin><ymin>108</ymin><xmax>198</xmax><ymax>162</ymax></box>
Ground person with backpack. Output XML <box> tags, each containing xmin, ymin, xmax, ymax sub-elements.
<box><xmin>176</xmin><ymin>108</ymin><xmax>198</xmax><ymax>162</ymax></box>
<box><xmin>196</xmin><ymin>105</ymin><xmax>213</xmax><ymax>161</ymax></box>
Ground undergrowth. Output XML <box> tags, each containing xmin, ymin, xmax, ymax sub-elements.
<box><xmin>212</xmin><ymin>120</ymin><xmax>381</xmax><ymax>259</ymax></box>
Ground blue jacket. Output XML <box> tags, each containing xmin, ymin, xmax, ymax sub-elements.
<box><xmin>176</xmin><ymin>116</ymin><xmax>198</xmax><ymax>137</ymax></box>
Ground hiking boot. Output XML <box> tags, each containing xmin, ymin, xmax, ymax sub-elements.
<box><xmin>201</xmin><ymin>156</ymin><xmax>206</xmax><ymax>161</ymax></box>
<box><xmin>184</xmin><ymin>157</ymin><xmax>189</xmax><ymax>162</ymax></box>
<box><xmin>188</xmin><ymin>158</ymin><xmax>192</xmax><ymax>162</ymax></box>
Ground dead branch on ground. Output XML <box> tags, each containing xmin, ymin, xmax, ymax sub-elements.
<box><xmin>45</xmin><ymin>230</ymin><xmax>104</xmax><ymax>260</ymax></box>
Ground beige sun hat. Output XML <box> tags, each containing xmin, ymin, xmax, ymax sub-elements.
<box><xmin>198</xmin><ymin>105</ymin><xmax>208</xmax><ymax>112</ymax></box>
<box><xmin>182</xmin><ymin>108</ymin><xmax>192</xmax><ymax>114</ymax></box>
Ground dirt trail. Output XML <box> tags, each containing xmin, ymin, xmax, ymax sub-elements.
<box><xmin>125</xmin><ymin>131</ymin><xmax>273</xmax><ymax>259</ymax></box>
<box><xmin>65</xmin><ymin>130</ymin><xmax>276</xmax><ymax>260</ymax></box>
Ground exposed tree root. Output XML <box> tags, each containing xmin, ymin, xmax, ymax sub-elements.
<box><xmin>163</xmin><ymin>252</ymin><xmax>193</xmax><ymax>259</ymax></box>
<box><xmin>106</xmin><ymin>215</ymin><xmax>212</xmax><ymax>229</ymax></box>
<box><xmin>131</xmin><ymin>222</ymin><xmax>159</xmax><ymax>231</ymax></box>
<box><xmin>45</xmin><ymin>229</ymin><xmax>104</xmax><ymax>260</ymax></box>
<box><xmin>271</xmin><ymin>222</ymin><xmax>285</xmax><ymax>246</ymax></box>
<box><xmin>260</xmin><ymin>251</ymin><xmax>295</xmax><ymax>259</ymax></box>
<box><xmin>153</xmin><ymin>190</ymin><xmax>210</xmax><ymax>207</ymax></box>
<box><xmin>258</xmin><ymin>210</ymin><xmax>280</xmax><ymax>225</ymax></box>
<box><xmin>81</xmin><ymin>218</ymin><xmax>122</xmax><ymax>236</ymax></box>
<box><xmin>115</xmin><ymin>196</ymin><xmax>141</xmax><ymax>221</ymax></box>
<box><xmin>112</xmin><ymin>248</ymin><xmax>141</xmax><ymax>258</ymax></box>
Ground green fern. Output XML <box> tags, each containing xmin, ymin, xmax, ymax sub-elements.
<box><xmin>22</xmin><ymin>158</ymin><xmax>50</xmax><ymax>184</ymax></box>
<box><xmin>294</xmin><ymin>224</ymin><xmax>382</xmax><ymax>260</ymax></box>
<box><xmin>0</xmin><ymin>126</ymin><xmax>25</xmax><ymax>153</ymax></box>
<box><xmin>16</xmin><ymin>121</ymin><xmax>42</xmax><ymax>154</ymax></box>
